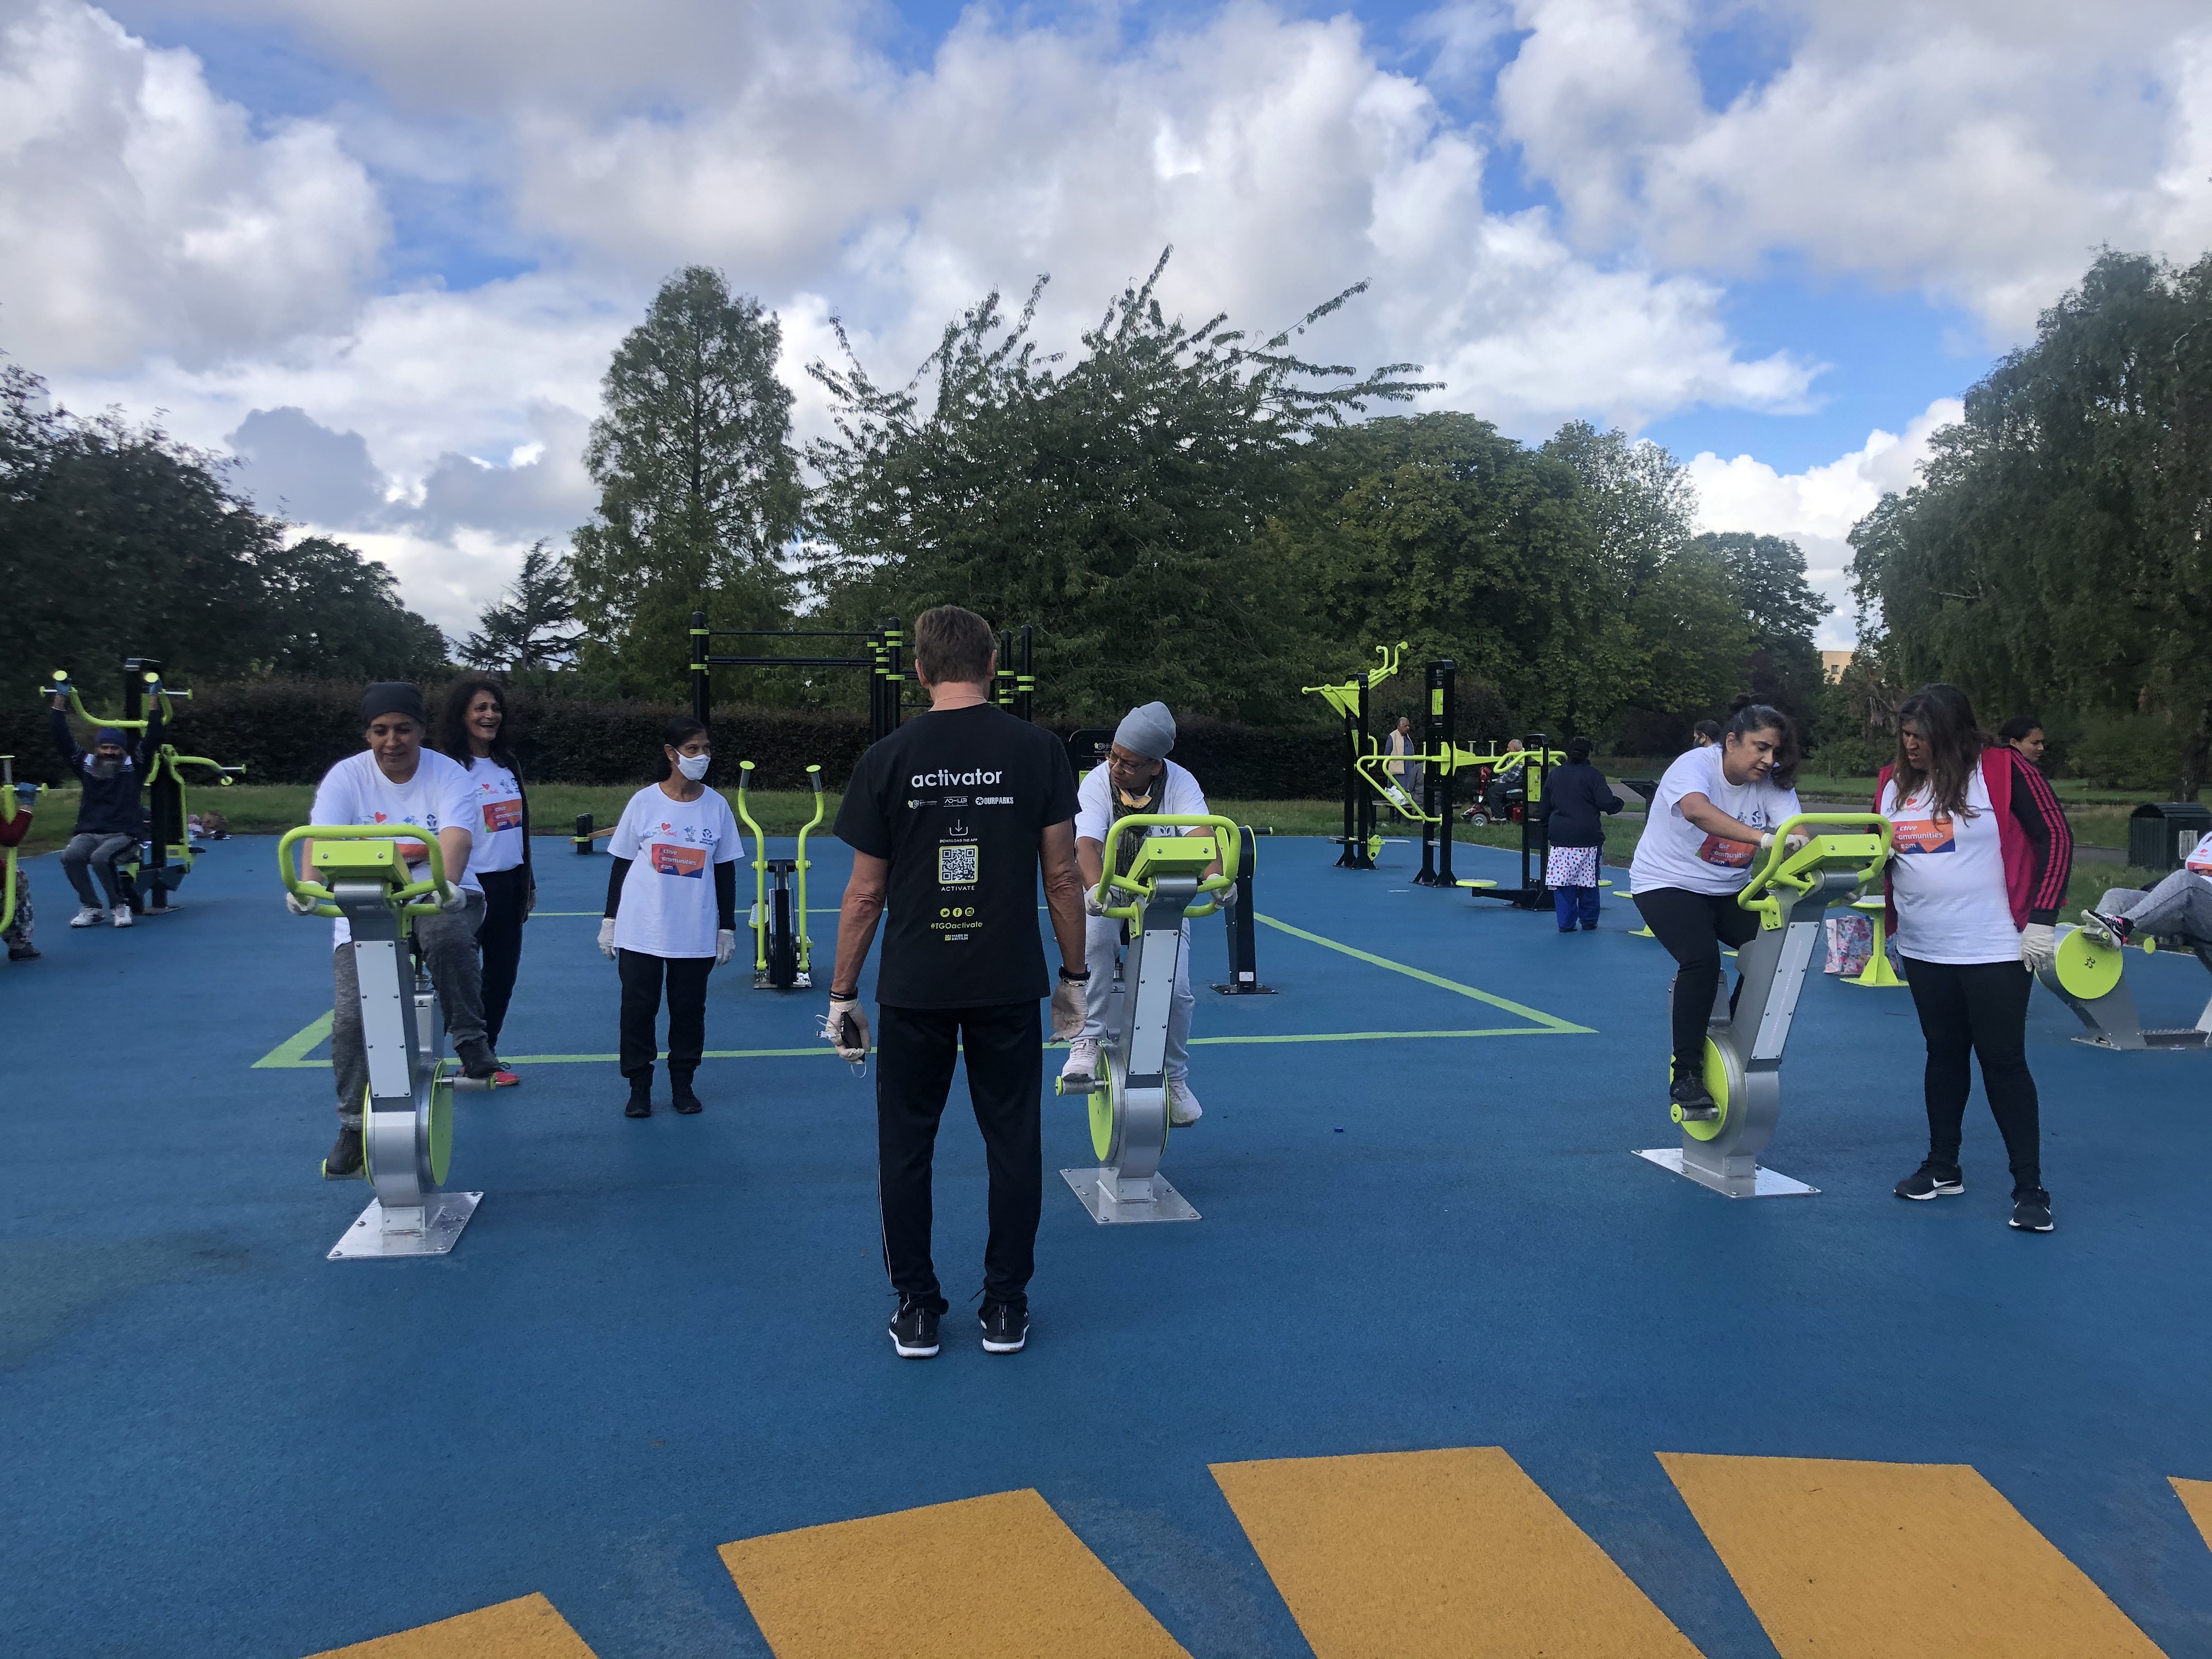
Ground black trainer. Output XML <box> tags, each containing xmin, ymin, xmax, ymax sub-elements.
<box><xmin>322</xmin><ymin>1126</ymin><xmax>363</xmax><ymax>1180</ymax></box>
<box><xmin>454</xmin><ymin>1036</ymin><xmax>498</xmax><ymax>1080</ymax></box>
<box><xmin>889</xmin><ymin>1299</ymin><xmax>940</xmax><ymax>1359</ymax></box>
<box><xmin>623</xmin><ymin>1075</ymin><xmax>652</xmax><ymax>1118</ymax></box>
<box><xmin>1668</xmin><ymin>1074</ymin><xmax>1719</xmax><ymax>1122</ymax></box>
<box><xmin>1895</xmin><ymin>1161</ymin><xmax>1964</xmax><ymax>1200</ymax></box>
<box><xmin>2010</xmin><ymin>1187</ymin><xmax>2055</xmax><ymax>1232</ymax></box>
<box><xmin>669</xmin><ymin>1075</ymin><xmax>703</xmax><ymax>1115</ymax></box>
<box><xmin>979</xmin><ymin>1301</ymin><xmax>1028</xmax><ymax>1354</ymax></box>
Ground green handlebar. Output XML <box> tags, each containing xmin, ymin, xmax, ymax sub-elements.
<box><xmin>277</xmin><ymin>823</ymin><xmax>453</xmax><ymax>921</ymax></box>
<box><xmin>1092</xmin><ymin>814</ymin><xmax>1243</xmax><ymax>922</ymax></box>
<box><xmin>1735</xmin><ymin>812</ymin><xmax>1894</xmax><ymax>927</ymax></box>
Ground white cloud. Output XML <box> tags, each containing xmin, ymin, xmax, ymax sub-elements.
<box><xmin>1689</xmin><ymin>397</ymin><xmax>1963</xmax><ymax>646</ymax></box>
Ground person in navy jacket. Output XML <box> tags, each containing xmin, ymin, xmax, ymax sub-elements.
<box><xmin>1538</xmin><ymin>736</ymin><xmax>1623</xmax><ymax>930</ymax></box>
<box><xmin>49</xmin><ymin>692</ymin><xmax>162</xmax><ymax>928</ymax></box>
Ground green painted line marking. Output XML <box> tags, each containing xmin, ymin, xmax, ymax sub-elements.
<box><xmin>252</xmin><ymin>1011</ymin><xmax>332</xmax><ymax>1069</ymax></box>
<box><xmin>1252</xmin><ymin>911</ymin><xmax>1593</xmax><ymax>1034</ymax></box>
<box><xmin>1190</xmin><ymin>1028</ymin><xmax>1570</xmax><ymax>1044</ymax></box>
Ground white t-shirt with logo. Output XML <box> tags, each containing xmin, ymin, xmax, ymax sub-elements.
<box><xmin>2186</xmin><ymin>831</ymin><xmax>2212</xmax><ymax>884</ymax></box>
<box><xmin>1881</xmin><ymin>765</ymin><xmax>2019</xmax><ymax>964</ymax></box>
<box><xmin>461</xmin><ymin>757</ymin><xmax>526</xmax><ymax>876</ymax></box>
<box><xmin>309</xmin><ymin>748</ymin><xmax>481</xmax><ymax>945</ymax></box>
<box><xmin>607</xmin><ymin>785</ymin><xmax>743</xmax><ymax>960</ymax></box>
<box><xmin>1074</xmin><ymin>758</ymin><xmax>1210</xmax><ymax>848</ymax></box>
<box><xmin>1629</xmin><ymin>744</ymin><xmax>1801</xmax><ymax>897</ymax></box>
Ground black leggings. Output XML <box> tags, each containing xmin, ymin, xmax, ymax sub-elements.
<box><xmin>1634</xmin><ymin>887</ymin><xmax>1762</xmax><ymax>1074</ymax></box>
<box><xmin>475</xmin><ymin>866</ymin><xmax>529</xmax><ymax>1047</ymax></box>
<box><xmin>617</xmin><ymin>949</ymin><xmax>713</xmax><ymax>1080</ymax></box>
<box><xmin>1901</xmin><ymin>956</ymin><xmax>2042</xmax><ymax>1189</ymax></box>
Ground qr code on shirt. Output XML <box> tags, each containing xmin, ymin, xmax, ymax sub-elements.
<box><xmin>938</xmin><ymin>844</ymin><xmax>979</xmax><ymax>886</ymax></box>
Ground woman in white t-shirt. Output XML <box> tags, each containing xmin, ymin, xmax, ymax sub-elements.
<box><xmin>1877</xmin><ymin>684</ymin><xmax>2071</xmax><ymax>1233</ymax></box>
<box><xmin>439</xmin><ymin>678</ymin><xmax>533</xmax><ymax>1082</ymax></box>
<box><xmin>1628</xmin><ymin>702</ymin><xmax>1803</xmax><ymax>1119</ymax></box>
<box><xmin>596</xmin><ymin>716</ymin><xmax>742</xmax><ymax>1118</ymax></box>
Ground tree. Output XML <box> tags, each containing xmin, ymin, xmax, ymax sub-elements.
<box><xmin>571</xmin><ymin>267</ymin><xmax>803</xmax><ymax>697</ymax></box>
<box><xmin>1697</xmin><ymin>531</ymin><xmax>1831</xmax><ymax>717</ymax></box>
<box><xmin>804</xmin><ymin>249</ymin><xmax>1434</xmax><ymax>719</ymax></box>
<box><xmin>460</xmin><ymin>540</ymin><xmax>582</xmax><ymax>678</ymax></box>
<box><xmin>256</xmin><ymin>534</ymin><xmax>450</xmax><ymax>680</ymax></box>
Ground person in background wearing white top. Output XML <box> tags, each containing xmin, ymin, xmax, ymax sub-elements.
<box><xmin>292</xmin><ymin>682</ymin><xmax>492</xmax><ymax>1181</ymax></box>
<box><xmin>1058</xmin><ymin>702</ymin><xmax>1220</xmax><ymax>1127</ymax></box>
<box><xmin>1880</xmin><ymin>684</ymin><xmax>2071</xmax><ymax>1232</ymax></box>
<box><xmin>438</xmin><ymin>678</ymin><xmax>533</xmax><ymax>1085</ymax></box>
<box><xmin>596</xmin><ymin>716</ymin><xmax>741</xmax><ymax>1119</ymax></box>
<box><xmin>1628</xmin><ymin>702</ymin><xmax>1804</xmax><ymax>1120</ymax></box>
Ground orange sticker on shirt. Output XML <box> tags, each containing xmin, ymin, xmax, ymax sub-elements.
<box><xmin>650</xmin><ymin>842</ymin><xmax>706</xmax><ymax>878</ymax></box>
<box><xmin>1697</xmin><ymin>833</ymin><xmax>1757</xmax><ymax>868</ymax></box>
<box><xmin>482</xmin><ymin>798</ymin><xmax>522</xmax><ymax>833</ymax></box>
<box><xmin>1892</xmin><ymin>815</ymin><xmax>1956</xmax><ymax>855</ymax></box>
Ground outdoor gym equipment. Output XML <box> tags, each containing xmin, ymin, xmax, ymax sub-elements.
<box><xmin>688</xmin><ymin>612</ymin><xmax>1037</xmax><ymax>739</ymax></box>
<box><xmin>279</xmin><ymin>826</ymin><xmax>488</xmax><ymax>1259</ymax></box>
<box><xmin>1</xmin><ymin>757</ymin><xmax>39</xmax><ymax>939</ymax></box>
<box><xmin>1395</xmin><ymin>658</ymin><xmax>1564</xmax><ymax>907</ymax></box>
<box><xmin>1058</xmin><ymin>812</ymin><xmax>1240</xmax><ymax>1222</ymax></box>
<box><xmin>732</xmin><ymin>761</ymin><xmax>823</xmax><ymax>990</ymax></box>
<box><xmin>1209</xmin><ymin>826</ymin><xmax>1274</xmax><ymax>995</ymax></box>
<box><xmin>1304</xmin><ymin>642</ymin><xmax>1406</xmax><ymax>870</ymax></box>
<box><xmin>1635</xmin><ymin>813</ymin><xmax>1894</xmax><ymax>1198</ymax></box>
<box><xmin>44</xmin><ymin>662</ymin><xmax>245</xmax><ymax>912</ymax></box>
<box><xmin>2036</xmin><ymin>923</ymin><xmax>2212</xmax><ymax>1050</ymax></box>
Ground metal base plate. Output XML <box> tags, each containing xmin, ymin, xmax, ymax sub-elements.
<box><xmin>1633</xmin><ymin>1148</ymin><xmax>1818</xmax><ymax>1198</ymax></box>
<box><xmin>2074</xmin><ymin>1029</ymin><xmax>2212</xmax><ymax>1050</ymax></box>
<box><xmin>329</xmin><ymin>1192</ymin><xmax>482</xmax><ymax>1259</ymax></box>
<box><xmin>1209</xmin><ymin>981</ymin><xmax>1277</xmax><ymax>995</ymax></box>
<box><xmin>1061</xmin><ymin>1168</ymin><xmax>1200</xmax><ymax>1223</ymax></box>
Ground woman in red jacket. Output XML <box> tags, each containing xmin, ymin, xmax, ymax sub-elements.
<box><xmin>1877</xmin><ymin>684</ymin><xmax>2071</xmax><ymax>1232</ymax></box>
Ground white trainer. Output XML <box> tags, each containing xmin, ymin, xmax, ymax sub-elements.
<box><xmin>1167</xmin><ymin>1077</ymin><xmax>1203</xmax><ymax>1127</ymax></box>
<box><xmin>1059</xmin><ymin>1037</ymin><xmax>1101</xmax><ymax>1089</ymax></box>
<box><xmin>70</xmin><ymin>906</ymin><xmax>106</xmax><ymax>928</ymax></box>
<box><xmin>112</xmin><ymin>906</ymin><xmax>134</xmax><ymax>928</ymax></box>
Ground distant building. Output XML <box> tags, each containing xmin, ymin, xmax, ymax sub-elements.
<box><xmin>1821</xmin><ymin>650</ymin><xmax>1855</xmax><ymax>684</ymax></box>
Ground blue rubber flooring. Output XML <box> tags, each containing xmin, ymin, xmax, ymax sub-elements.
<box><xmin>3</xmin><ymin>833</ymin><xmax>2211</xmax><ymax>1656</ymax></box>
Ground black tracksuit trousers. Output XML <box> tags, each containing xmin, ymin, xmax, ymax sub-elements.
<box><xmin>1901</xmin><ymin>956</ymin><xmax>2043</xmax><ymax>1190</ymax></box>
<box><xmin>1634</xmin><ymin>887</ymin><xmax>1763</xmax><ymax>1076</ymax></box>
<box><xmin>876</xmin><ymin>1001</ymin><xmax>1043</xmax><ymax>1315</ymax></box>
<box><xmin>617</xmin><ymin>949</ymin><xmax>712</xmax><ymax>1081</ymax></box>
<box><xmin>475</xmin><ymin>866</ymin><xmax>529</xmax><ymax>1048</ymax></box>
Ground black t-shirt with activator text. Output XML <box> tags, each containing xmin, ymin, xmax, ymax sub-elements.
<box><xmin>833</xmin><ymin>703</ymin><xmax>1079</xmax><ymax>1009</ymax></box>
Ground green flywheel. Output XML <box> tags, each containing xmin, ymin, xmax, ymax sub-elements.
<box><xmin>2053</xmin><ymin>927</ymin><xmax>2125</xmax><ymax>1002</ymax></box>
<box><xmin>428</xmin><ymin>1065</ymin><xmax>454</xmax><ymax>1185</ymax></box>
<box><xmin>1669</xmin><ymin>1039</ymin><xmax>1731</xmax><ymax>1142</ymax></box>
<box><xmin>1088</xmin><ymin>1077</ymin><xmax>1114</xmax><ymax>1161</ymax></box>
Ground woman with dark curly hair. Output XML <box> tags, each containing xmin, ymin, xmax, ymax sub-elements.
<box><xmin>439</xmin><ymin>678</ymin><xmax>533</xmax><ymax>1082</ymax></box>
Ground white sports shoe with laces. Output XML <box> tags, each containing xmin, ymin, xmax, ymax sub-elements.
<box><xmin>70</xmin><ymin>906</ymin><xmax>106</xmax><ymax>928</ymax></box>
<box><xmin>1059</xmin><ymin>1037</ymin><xmax>1101</xmax><ymax>1089</ymax></box>
<box><xmin>1167</xmin><ymin>1077</ymin><xmax>1203</xmax><ymax>1127</ymax></box>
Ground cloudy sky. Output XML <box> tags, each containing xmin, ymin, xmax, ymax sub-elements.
<box><xmin>4</xmin><ymin>0</ymin><xmax>2209</xmax><ymax>646</ymax></box>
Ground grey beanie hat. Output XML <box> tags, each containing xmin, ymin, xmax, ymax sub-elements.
<box><xmin>360</xmin><ymin>681</ymin><xmax>427</xmax><ymax>727</ymax></box>
<box><xmin>1114</xmin><ymin>701</ymin><xmax>1176</xmax><ymax>761</ymax></box>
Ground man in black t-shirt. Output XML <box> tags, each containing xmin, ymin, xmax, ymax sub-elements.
<box><xmin>826</xmin><ymin>605</ymin><xmax>1088</xmax><ymax>1360</ymax></box>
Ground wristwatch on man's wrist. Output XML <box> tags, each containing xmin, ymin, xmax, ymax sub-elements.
<box><xmin>1058</xmin><ymin>966</ymin><xmax>1091</xmax><ymax>983</ymax></box>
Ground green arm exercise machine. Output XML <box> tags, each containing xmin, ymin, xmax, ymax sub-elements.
<box><xmin>0</xmin><ymin>758</ymin><xmax>40</xmax><ymax>939</ymax></box>
<box><xmin>279</xmin><ymin>827</ymin><xmax>486</xmax><ymax>1259</ymax></box>
<box><xmin>1303</xmin><ymin>642</ymin><xmax>1405</xmax><ymax>870</ymax></box>
<box><xmin>1058</xmin><ymin>813</ymin><xmax>1241</xmax><ymax>1223</ymax></box>
<box><xmin>45</xmin><ymin>663</ymin><xmax>245</xmax><ymax>913</ymax></box>
<box><xmin>1635</xmin><ymin>813</ymin><xmax>1894</xmax><ymax>1198</ymax></box>
<box><xmin>733</xmin><ymin>761</ymin><xmax>823</xmax><ymax>990</ymax></box>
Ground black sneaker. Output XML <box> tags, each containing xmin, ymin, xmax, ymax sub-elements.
<box><xmin>1668</xmin><ymin>1074</ymin><xmax>1719</xmax><ymax>1122</ymax></box>
<box><xmin>2010</xmin><ymin>1187</ymin><xmax>2055</xmax><ymax>1232</ymax></box>
<box><xmin>623</xmin><ymin>1076</ymin><xmax>652</xmax><ymax>1118</ymax></box>
<box><xmin>454</xmin><ymin>1036</ymin><xmax>498</xmax><ymax>1080</ymax></box>
<box><xmin>7</xmin><ymin>945</ymin><xmax>39</xmax><ymax>961</ymax></box>
<box><xmin>2079</xmin><ymin>908</ymin><xmax>2132</xmax><ymax>948</ymax></box>
<box><xmin>889</xmin><ymin>1299</ymin><xmax>940</xmax><ymax>1359</ymax></box>
<box><xmin>1895</xmin><ymin>1162</ymin><xmax>1965</xmax><ymax>1200</ymax></box>
<box><xmin>979</xmin><ymin>1301</ymin><xmax>1028</xmax><ymax>1354</ymax></box>
<box><xmin>669</xmin><ymin>1076</ymin><xmax>703</xmax><ymax>1115</ymax></box>
<box><xmin>323</xmin><ymin>1127</ymin><xmax>363</xmax><ymax>1180</ymax></box>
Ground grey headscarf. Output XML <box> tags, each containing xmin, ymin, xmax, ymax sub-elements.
<box><xmin>1114</xmin><ymin>701</ymin><xmax>1176</xmax><ymax>761</ymax></box>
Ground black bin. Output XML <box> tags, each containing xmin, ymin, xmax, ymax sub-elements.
<box><xmin>2128</xmin><ymin>802</ymin><xmax>2212</xmax><ymax>872</ymax></box>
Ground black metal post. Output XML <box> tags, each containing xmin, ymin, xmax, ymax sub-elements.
<box><xmin>690</xmin><ymin>611</ymin><xmax>711</xmax><ymax>725</ymax></box>
<box><xmin>574</xmin><ymin>813</ymin><xmax>594</xmax><ymax>855</ymax></box>
<box><xmin>1017</xmin><ymin>624</ymin><xmax>1034</xmax><ymax>721</ymax></box>
<box><xmin>885</xmin><ymin>618</ymin><xmax>904</xmax><ymax>736</ymax></box>
<box><xmin>1334</xmin><ymin>701</ymin><xmax>1359</xmax><ymax>869</ymax></box>
<box><xmin>1517</xmin><ymin>731</ymin><xmax>1550</xmax><ymax>908</ymax></box>
<box><xmin>1414</xmin><ymin>659</ymin><xmax>1455</xmax><ymax>887</ymax></box>
<box><xmin>1211</xmin><ymin>827</ymin><xmax>1276</xmax><ymax>994</ymax></box>
<box><xmin>1353</xmin><ymin>673</ymin><xmax>1375</xmax><ymax>869</ymax></box>
<box><xmin>127</xmin><ymin>657</ymin><xmax>180</xmax><ymax>910</ymax></box>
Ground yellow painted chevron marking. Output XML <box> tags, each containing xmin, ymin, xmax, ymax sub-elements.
<box><xmin>1211</xmin><ymin>1447</ymin><xmax>1702</xmax><ymax>1657</ymax></box>
<box><xmin>302</xmin><ymin>1592</ymin><xmax>597</xmax><ymax>1657</ymax></box>
<box><xmin>719</xmin><ymin>1488</ymin><xmax>1190</xmax><ymax>1658</ymax></box>
<box><xmin>2172</xmin><ymin>1478</ymin><xmax>2212</xmax><ymax>1549</ymax></box>
<box><xmin>1660</xmin><ymin>1454</ymin><xmax>2165</xmax><ymax>1658</ymax></box>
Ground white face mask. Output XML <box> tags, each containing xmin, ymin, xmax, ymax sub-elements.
<box><xmin>675</xmin><ymin>752</ymin><xmax>712</xmax><ymax>781</ymax></box>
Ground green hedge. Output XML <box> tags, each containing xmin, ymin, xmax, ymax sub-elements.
<box><xmin>0</xmin><ymin>679</ymin><xmax>1349</xmax><ymax>796</ymax></box>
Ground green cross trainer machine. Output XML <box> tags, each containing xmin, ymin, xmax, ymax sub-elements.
<box><xmin>280</xmin><ymin>826</ymin><xmax>487</xmax><ymax>1259</ymax></box>
<box><xmin>1635</xmin><ymin>814</ymin><xmax>1893</xmax><ymax>1198</ymax></box>
<box><xmin>1058</xmin><ymin>813</ymin><xmax>1241</xmax><ymax>1223</ymax></box>
<box><xmin>733</xmin><ymin>761</ymin><xmax>824</xmax><ymax>989</ymax></box>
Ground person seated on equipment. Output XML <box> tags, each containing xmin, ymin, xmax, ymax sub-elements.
<box><xmin>295</xmin><ymin>682</ymin><xmax>494</xmax><ymax>1180</ymax></box>
<box><xmin>50</xmin><ymin>689</ymin><xmax>162</xmax><ymax>928</ymax></box>
<box><xmin>2</xmin><ymin>779</ymin><xmax>37</xmax><ymax>962</ymax></box>
<box><xmin>2081</xmin><ymin>831</ymin><xmax>2212</xmax><ymax>951</ymax></box>
<box><xmin>1059</xmin><ymin>701</ymin><xmax>1216</xmax><ymax>1127</ymax></box>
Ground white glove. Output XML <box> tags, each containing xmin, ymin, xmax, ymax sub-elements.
<box><xmin>1757</xmin><ymin>831</ymin><xmax>1775</xmax><ymax>852</ymax></box>
<box><xmin>284</xmin><ymin>890</ymin><xmax>321</xmax><ymax>916</ymax></box>
<box><xmin>596</xmin><ymin>917</ymin><xmax>617</xmax><ymax>960</ymax></box>
<box><xmin>715</xmin><ymin>928</ymin><xmax>736</xmax><ymax>967</ymax></box>
<box><xmin>823</xmin><ymin>996</ymin><xmax>870</xmax><ymax>1062</ymax></box>
<box><xmin>437</xmin><ymin>882</ymin><xmax>469</xmax><ymax>913</ymax></box>
<box><xmin>1217</xmin><ymin>878</ymin><xmax>1239</xmax><ymax>908</ymax></box>
<box><xmin>1050</xmin><ymin>974</ymin><xmax>1087</xmax><ymax>1041</ymax></box>
<box><xmin>1784</xmin><ymin>830</ymin><xmax>1811</xmax><ymax>853</ymax></box>
<box><xmin>1082</xmin><ymin>885</ymin><xmax>1109</xmax><ymax>918</ymax></box>
<box><xmin>2020</xmin><ymin>922</ymin><xmax>2056</xmax><ymax>975</ymax></box>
